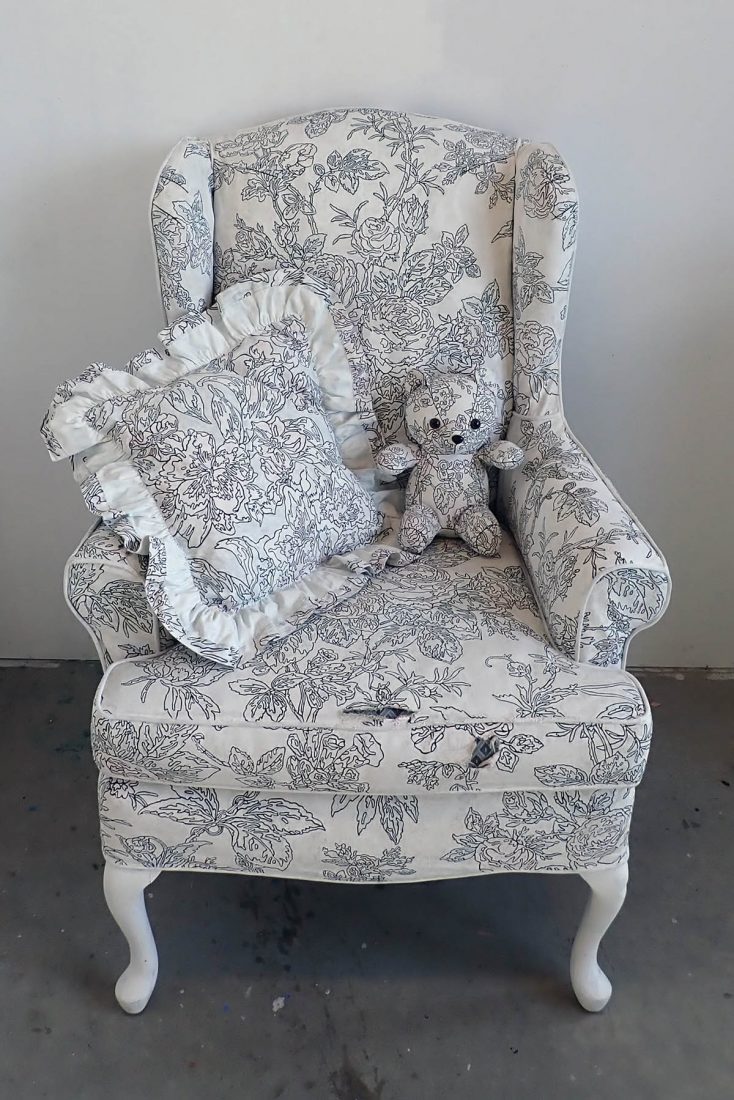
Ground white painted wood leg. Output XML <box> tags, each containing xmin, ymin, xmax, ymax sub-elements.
<box><xmin>103</xmin><ymin>864</ymin><xmax>161</xmax><ymax>1014</ymax></box>
<box><xmin>570</xmin><ymin>862</ymin><xmax>628</xmax><ymax>1012</ymax></box>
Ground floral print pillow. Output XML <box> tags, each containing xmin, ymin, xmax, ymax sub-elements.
<box><xmin>159</xmin><ymin>273</ymin><xmax>380</xmax><ymax>489</ymax></box>
<box><xmin>42</xmin><ymin>322</ymin><xmax>392</xmax><ymax>667</ymax></box>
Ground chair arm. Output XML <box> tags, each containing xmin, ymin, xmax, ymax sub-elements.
<box><xmin>64</xmin><ymin>522</ymin><xmax>171</xmax><ymax>669</ymax></box>
<box><xmin>499</xmin><ymin>413</ymin><xmax>671</xmax><ymax>667</ymax></box>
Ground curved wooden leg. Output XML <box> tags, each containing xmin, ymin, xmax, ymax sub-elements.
<box><xmin>103</xmin><ymin>864</ymin><xmax>161</xmax><ymax>1014</ymax></box>
<box><xmin>570</xmin><ymin>861</ymin><xmax>628</xmax><ymax>1012</ymax></box>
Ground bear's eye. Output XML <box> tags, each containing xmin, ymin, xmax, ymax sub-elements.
<box><xmin>429</xmin><ymin>417</ymin><xmax>441</xmax><ymax>430</ymax></box>
<box><xmin>470</xmin><ymin>418</ymin><xmax>481</xmax><ymax>430</ymax></box>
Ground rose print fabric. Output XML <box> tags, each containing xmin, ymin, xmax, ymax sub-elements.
<box><xmin>44</xmin><ymin>296</ymin><xmax>390</xmax><ymax>666</ymax></box>
<box><xmin>57</xmin><ymin>108</ymin><xmax>670</xmax><ymax>882</ymax></box>
<box><xmin>94</xmin><ymin>539</ymin><xmax>648</xmax><ymax>877</ymax></box>
<box><xmin>149</xmin><ymin>109</ymin><xmax>669</xmax><ymax>666</ymax></box>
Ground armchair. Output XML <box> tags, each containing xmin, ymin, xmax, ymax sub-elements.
<box><xmin>65</xmin><ymin>109</ymin><xmax>670</xmax><ymax>1015</ymax></box>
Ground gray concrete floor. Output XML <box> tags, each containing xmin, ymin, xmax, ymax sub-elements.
<box><xmin>0</xmin><ymin>665</ymin><xmax>732</xmax><ymax>1099</ymax></box>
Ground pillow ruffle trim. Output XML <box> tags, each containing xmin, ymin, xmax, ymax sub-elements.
<box><xmin>43</xmin><ymin>354</ymin><xmax>199</xmax><ymax>461</ymax></box>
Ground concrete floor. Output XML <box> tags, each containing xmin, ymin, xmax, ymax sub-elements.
<box><xmin>0</xmin><ymin>665</ymin><xmax>732</xmax><ymax>1100</ymax></box>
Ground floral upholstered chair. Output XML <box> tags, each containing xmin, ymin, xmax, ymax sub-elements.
<box><xmin>65</xmin><ymin>108</ymin><xmax>670</xmax><ymax>1014</ymax></box>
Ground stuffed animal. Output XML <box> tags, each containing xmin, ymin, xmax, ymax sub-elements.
<box><xmin>376</xmin><ymin>369</ymin><xmax>524</xmax><ymax>557</ymax></box>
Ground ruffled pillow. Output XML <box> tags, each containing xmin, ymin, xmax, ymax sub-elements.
<box><xmin>42</xmin><ymin>298</ymin><xmax>395</xmax><ymax>667</ymax></box>
<box><xmin>159</xmin><ymin>273</ymin><xmax>379</xmax><ymax>487</ymax></box>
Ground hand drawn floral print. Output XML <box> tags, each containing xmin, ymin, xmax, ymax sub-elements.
<box><xmin>442</xmin><ymin>793</ymin><xmax>631</xmax><ymax>872</ymax></box>
<box><xmin>156</xmin><ymin>108</ymin><xmax>521</xmax><ymax>458</ymax></box>
<box><xmin>156</xmin><ymin>429</ymin><xmax>255</xmax><ymax>549</ymax></box>
<box><xmin>286</xmin><ymin>729</ymin><xmax>384</xmax><ymax>791</ymax></box>
<box><xmin>63</xmin><ymin>109</ymin><xmax>670</xmax><ymax>886</ymax></box>
<box><xmin>502</xmin><ymin>417</ymin><xmax>669</xmax><ymax>664</ymax></box>
<box><xmin>141</xmin><ymin>785</ymin><xmax>325</xmax><ymax>872</ymax></box>
<box><xmin>67</xmin><ymin>561</ymin><xmax>154</xmax><ymax>645</ymax></box>
<box><xmin>516</xmin><ymin>146</ymin><xmax>577</xmax><ymax>249</ymax></box>
<box><xmin>514</xmin><ymin>320</ymin><xmax>561</xmax><ymax>402</ymax></box>
<box><xmin>321</xmin><ymin>843</ymin><xmax>416</xmax><ymax>881</ymax></box>
<box><xmin>331</xmin><ymin>793</ymin><xmax>420</xmax><ymax>844</ymax></box>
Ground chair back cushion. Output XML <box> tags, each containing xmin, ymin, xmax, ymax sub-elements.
<box><xmin>151</xmin><ymin>108</ymin><xmax>578</xmax><ymax>441</ymax></box>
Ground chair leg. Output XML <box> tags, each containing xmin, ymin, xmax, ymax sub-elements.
<box><xmin>570</xmin><ymin>861</ymin><xmax>628</xmax><ymax>1012</ymax></box>
<box><xmin>103</xmin><ymin>863</ymin><xmax>161</xmax><ymax>1014</ymax></box>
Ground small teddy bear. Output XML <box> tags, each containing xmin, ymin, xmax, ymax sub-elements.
<box><xmin>376</xmin><ymin>369</ymin><xmax>524</xmax><ymax>557</ymax></box>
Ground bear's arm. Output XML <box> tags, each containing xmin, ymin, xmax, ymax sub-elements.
<box><xmin>375</xmin><ymin>442</ymin><xmax>420</xmax><ymax>480</ymax></box>
<box><xmin>478</xmin><ymin>440</ymin><xmax>525</xmax><ymax>470</ymax></box>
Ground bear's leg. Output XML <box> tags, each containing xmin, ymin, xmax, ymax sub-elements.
<box><xmin>400</xmin><ymin>504</ymin><xmax>442</xmax><ymax>553</ymax></box>
<box><xmin>455</xmin><ymin>505</ymin><xmax>502</xmax><ymax>557</ymax></box>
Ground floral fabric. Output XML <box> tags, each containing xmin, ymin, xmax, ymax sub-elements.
<box><xmin>65</xmin><ymin>523</ymin><xmax>166</xmax><ymax>667</ymax></box>
<box><xmin>501</xmin><ymin>414</ymin><xmax>670</xmax><ymax>665</ymax></box>
<box><xmin>159</xmin><ymin>274</ymin><xmax>379</xmax><ymax>488</ymax></box>
<box><xmin>44</xmin><ymin>300</ymin><xmax>390</xmax><ymax>667</ymax></box>
<box><xmin>57</xmin><ymin>107</ymin><xmax>673</xmax><ymax>886</ymax></box>
<box><xmin>92</xmin><ymin>539</ymin><xmax>651</xmax><ymax>796</ymax></box>
<box><xmin>152</xmin><ymin>110</ymin><xmax>519</xmax><ymax>459</ymax></box>
<box><xmin>511</xmin><ymin>141</ymin><xmax>578</xmax><ymax>420</ymax></box>
<box><xmin>98</xmin><ymin>774</ymin><xmax>634</xmax><ymax>880</ymax></box>
<box><xmin>149</xmin><ymin>108</ymin><xmax>671</xmax><ymax>665</ymax></box>
<box><xmin>93</xmin><ymin>537</ymin><xmax>646</xmax><ymax>877</ymax></box>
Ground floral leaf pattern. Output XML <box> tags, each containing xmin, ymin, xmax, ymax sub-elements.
<box><xmin>92</xmin><ymin>541</ymin><xmax>653</xmax><ymax>807</ymax></box>
<box><xmin>152</xmin><ymin>109</ymin><xmax>518</xmax><ymax>458</ymax></box>
<box><xmin>46</xmin><ymin>302</ymin><xmax>388</xmax><ymax>668</ymax></box>
<box><xmin>500</xmin><ymin>416</ymin><xmax>670</xmax><ymax>665</ymax></box>
<box><xmin>99</xmin><ymin>776</ymin><xmax>634</xmax><ymax>877</ymax></box>
<box><xmin>64</xmin><ymin>525</ymin><xmax>164</xmax><ymax>667</ymax></box>
<box><xmin>321</xmin><ymin>844</ymin><xmax>416</xmax><ymax>882</ymax></box>
<box><xmin>441</xmin><ymin>796</ymin><xmax>631</xmax><ymax>872</ymax></box>
<box><xmin>140</xmin><ymin>785</ymin><xmax>324</xmax><ymax>872</ymax></box>
<box><xmin>63</xmin><ymin>109</ymin><xmax>671</xmax><ymax>886</ymax></box>
<box><xmin>148</xmin><ymin>110</ymin><xmax>669</xmax><ymax>664</ymax></box>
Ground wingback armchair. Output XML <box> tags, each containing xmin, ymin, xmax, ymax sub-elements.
<box><xmin>65</xmin><ymin>108</ymin><xmax>670</xmax><ymax>1014</ymax></box>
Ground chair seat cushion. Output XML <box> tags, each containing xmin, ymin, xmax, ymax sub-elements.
<box><xmin>93</xmin><ymin>534</ymin><xmax>652</xmax><ymax>797</ymax></box>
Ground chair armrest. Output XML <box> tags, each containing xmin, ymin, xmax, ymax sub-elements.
<box><xmin>64</xmin><ymin>522</ymin><xmax>170</xmax><ymax>669</ymax></box>
<box><xmin>499</xmin><ymin>414</ymin><xmax>671</xmax><ymax>667</ymax></box>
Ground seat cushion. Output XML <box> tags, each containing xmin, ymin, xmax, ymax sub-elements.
<box><xmin>93</xmin><ymin>535</ymin><xmax>651</xmax><ymax>796</ymax></box>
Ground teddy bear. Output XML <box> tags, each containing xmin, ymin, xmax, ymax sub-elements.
<box><xmin>375</xmin><ymin>369</ymin><xmax>524</xmax><ymax>557</ymax></box>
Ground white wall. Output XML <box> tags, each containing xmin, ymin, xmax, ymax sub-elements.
<box><xmin>1</xmin><ymin>0</ymin><xmax>732</xmax><ymax>665</ymax></box>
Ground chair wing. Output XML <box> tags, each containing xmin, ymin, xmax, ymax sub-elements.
<box><xmin>501</xmin><ymin>142</ymin><xmax>671</xmax><ymax>665</ymax></box>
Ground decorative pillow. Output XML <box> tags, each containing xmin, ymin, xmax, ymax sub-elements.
<box><xmin>160</xmin><ymin>272</ymin><xmax>379</xmax><ymax>487</ymax></box>
<box><xmin>42</xmin><ymin>313</ymin><xmax>393</xmax><ymax>667</ymax></box>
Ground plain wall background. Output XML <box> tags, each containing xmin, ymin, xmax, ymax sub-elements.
<box><xmin>1</xmin><ymin>0</ymin><xmax>732</xmax><ymax>665</ymax></box>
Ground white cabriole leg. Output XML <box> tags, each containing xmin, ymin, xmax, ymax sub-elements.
<box><xmin>103</xmin><ymin>864</ymin><xmax>161</xmax><ymax>1014</ymax></box>
<box><xmin>570</xmin><ymin>862</ymin><xmax>629</xmax><ymax>1012</ymax></box>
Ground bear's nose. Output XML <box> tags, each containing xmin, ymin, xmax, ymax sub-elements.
<box><xmin>452</xmin><ymin>433</ymin><xmax>464</xmax><ymax>444</ymax></box>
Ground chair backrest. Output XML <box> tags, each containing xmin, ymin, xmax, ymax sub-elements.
<box><xmin>151</xmin><ymin>107</ymin><xmax>577</xmax><ymax>440</ymax></box>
